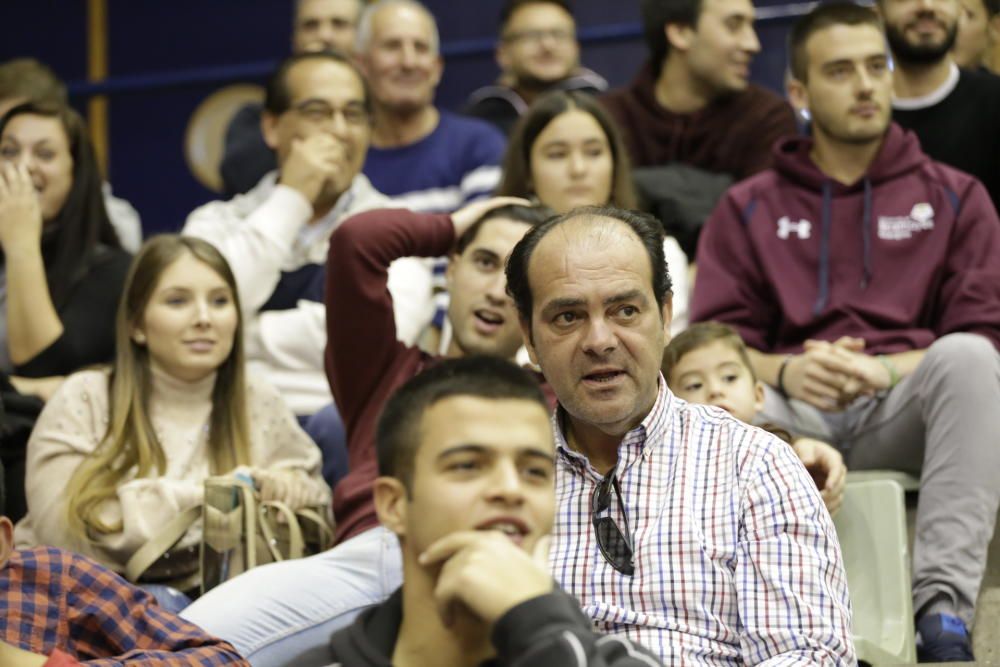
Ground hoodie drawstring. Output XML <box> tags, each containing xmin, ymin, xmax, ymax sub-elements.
<box><xmin>813</xmin><ymin>181</ymin><xmax>833</xmax><ymax>316</ymax></box>
<box><xmin>861</xmin><ymin>178</ymin><xmax>873</xmax><ymax>289</ymax></box>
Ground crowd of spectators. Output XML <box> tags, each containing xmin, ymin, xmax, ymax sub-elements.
<box><xmin>1</xmin><ymin>0</ymin><xmax>999</xmax><ymax>664</ymax></box>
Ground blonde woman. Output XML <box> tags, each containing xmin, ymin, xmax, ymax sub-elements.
<box><xmin>15</xmin><ymin>235</ymin><xmax>330</xmax><ymax>610</ymax></box>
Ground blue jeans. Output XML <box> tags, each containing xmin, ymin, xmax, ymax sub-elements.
<box><xmin>180</xmin><ymin>526</ymin><xmax>402</xmax><ymax>667</ymax></box>
<box><xmin>141</xmin><ymin>584</ymin><xmax>193</xmax><ymax>615</ymax></box>
<box><xmin>302</xmin><ymin>404</ymin><xmax>349</xmax><ymax>488</ymax></box>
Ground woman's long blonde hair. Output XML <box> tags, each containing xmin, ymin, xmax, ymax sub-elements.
<box><xmin>66</xmin><ymin>235</ymin><xmax>251</xmax><ymax>536</ymax></box>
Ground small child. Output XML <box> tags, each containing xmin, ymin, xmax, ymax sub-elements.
<box><xmin>663</xmin><ymin>322</ymin><xmax>846</xmax><ymax>515</ymax></box>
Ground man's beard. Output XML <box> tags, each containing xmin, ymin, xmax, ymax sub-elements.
<box><xmin>885</xmin><ymin>19</ymin><xmax>958</xmax><ymax>65</ymax></box>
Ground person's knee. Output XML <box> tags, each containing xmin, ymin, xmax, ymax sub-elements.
<box><xmin>923</xmin><ymin>333</ymin><xmax>1000</xmax><ymax>378</ymax></box>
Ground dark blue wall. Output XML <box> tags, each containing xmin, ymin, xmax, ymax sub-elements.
<box><xmin>0</xmin><ymin>0</ymin><xmax>803</xmax><ymax>237</ymax></box>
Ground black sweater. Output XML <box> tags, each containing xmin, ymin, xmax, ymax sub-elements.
<box><xmin>894</xmin><ymin>67</ymin><xmax>1000</xmax><ymax>212</ymax></box>
<box><xmin>327</xmin><ymin>587</ymin><xmax>663</xmax><ymax>667</ymax></box>
<box><xmin>14</xmin><ymin>246</ymin><xmax>132</xmax><ymax>377</ymax></box>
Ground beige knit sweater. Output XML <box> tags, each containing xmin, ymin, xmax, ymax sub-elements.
<box><xmin>14</xmin><ymin>367</ymin><xmax>330</xmax><ymax>572</ymax></box>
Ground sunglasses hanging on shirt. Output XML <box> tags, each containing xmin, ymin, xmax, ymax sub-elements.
<box><xmin>591</xmin><ymin>468</ymin><xmax>635</xmax><ymax>576</ymax></box>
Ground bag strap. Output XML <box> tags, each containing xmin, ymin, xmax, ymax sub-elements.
<box><xmin>258</xmin><ymin>500</ymin><xmax>304</xmax><ymax>560</ymax></box>
<box><xmin>125</xmin><ymin>505</ymin><xmax>201</xmax><ymax>582</ymax></box>
<box><xmin>295</xmin><ymin>507</ymin><xmax>335</xmax><ymax>550</ymax></box>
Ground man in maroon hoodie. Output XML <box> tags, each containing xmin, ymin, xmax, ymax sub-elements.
<box><xmin>601</xmin><ymin>0</ymin><xmax>797</xmax><ymax>179</ymax></box>
<box><xmin>601</xmin><ymin>0</ymin><xmax>798</xmax><ymax>257</ymax></box>
<box><xmin>691</xmin><ymin>3</ymin><xmax>1000</xmax><ymax>662</ymax></box>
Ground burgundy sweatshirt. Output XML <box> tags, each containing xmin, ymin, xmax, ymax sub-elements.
<box><xmin>600</xmin><ymin>62</ymin><xmax>798</xmax><ymax>179</ymax></box>
<box><xmin>691</xmin><ymin>123</ymin><xmax>1000</xmax><ymax>354</ymax></box>
<box><xmin>325</xmin><ymin>209</ymin><xmax>454</xmax><ymax>543</ymax></box>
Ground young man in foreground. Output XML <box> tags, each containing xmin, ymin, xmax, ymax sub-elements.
<box><xmin>328</xmin><ymin>356</ymin><xmax>662</xmax><ymax>666</ymax></box>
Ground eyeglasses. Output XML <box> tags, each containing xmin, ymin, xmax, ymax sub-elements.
<box><xmin>292</xmin><ymin>100</ymin><xmax>369</xmax><ymax>128</ymax></box>
<box><xmin>502</xmin><ymin>28</ymin><xmax>575</xmax><ymax>44</ymax></box>
<box><xmin>591</xmin><ymin>469</ymin><xmax>634</xmax><ymax>576</ymax></box>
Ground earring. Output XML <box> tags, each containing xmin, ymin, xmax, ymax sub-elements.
<box><xmin>133</xmin><ymin>332</ymin><xmax>146</xmax><ymax>345</ymax></box>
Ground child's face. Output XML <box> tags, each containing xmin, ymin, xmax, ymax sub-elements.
<box><xmin>668</xmin><ymin>340</ymin><xmax>765</xmax><ymax>424</ymax></box>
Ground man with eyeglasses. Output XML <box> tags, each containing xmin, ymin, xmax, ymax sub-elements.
<box><xmin>220</xmin><ymin>0</ymin><xmax>366</xmax><ymax>197</ymax></box>
<box><xmin>463</xmin><ymin>0</ymin><xmax>608</xmax><ymax>136</ymax></box>
<box><xmin>504</xmin><ymin>205</ymin><xmax>855</xmax><ymax>664</ymax></box>
<box><xmin>184</xmin><ymin>52</ymin><xmax>427</xmax><ymax>424</ymax></box>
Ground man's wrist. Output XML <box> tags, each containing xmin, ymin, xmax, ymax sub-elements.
<box><xmin>777</xmin><ymin>355</ymin><xmax>794</xmax><ymax>397</ymax></box>
<box><xmin>877</xmin><ymin>355</ymin><xmax>900</xmax><ymax>388</ymax></box>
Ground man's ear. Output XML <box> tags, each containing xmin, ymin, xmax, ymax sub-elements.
<box><xmin>0</xmin><ymin>517</ymin><xmax>15</xmax><ymax>570</ymax></box>
<box><xmin>786</xmin><ymin>75</ymin><xmax>810</xmax><ymax>118</ymax></box>
<box><xmin>665</xmin><ymin>22</ymin><xmax>696</xmax><ymax>53</ymax></box>
<box><xmin>519</xmin><ymin>317</ymin><xmax>539</xmax><ymax>365</ymax></box>
<box><xmin>430</xmin><ymin>54</ymin><xmax>444</xmax><ymax>89</ymax></box>
<box><xmin>373</xmin><ymin>477</ymin><xmax>408</xmax><ymax>538</ymax></box>
<box><xmin>660</xmin><ymin>294</ymin><xmax>674</xmax><ymax>346</ymax></box>
<box><xmin>989</xmin><ymin>13</ymin><xmax>1000</xmax><ymax>42</ymax></box>
<box><xmin>496</xmin><ymin>41</ymin><xmax>511</xmax><ymax>73</ymax></box>
<box><xmin>261</xmin><ymin>112</ymin><xmax>281</xmax><ymax>151</ymax></box>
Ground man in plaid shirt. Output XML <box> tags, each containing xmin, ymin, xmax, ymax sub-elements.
<box><xmin>0</xmin><ymin>462</ymin><xmax>248</xmax><ymax>666</ymax></box>
<box><xmin>505</xmin><ymin>206</ymin><xmax>855</xmax><ymax>663</ymax></box>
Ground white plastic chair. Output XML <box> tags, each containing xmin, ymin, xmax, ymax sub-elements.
<box><xmin>845</xmin><ymin>469</ymin><xmax>920</xmax><ymax>493</ymax></box>
<box><xmin>834</xmin><ymin>478</ymin><xmax>916</xmax><ymax>664</ymax></box>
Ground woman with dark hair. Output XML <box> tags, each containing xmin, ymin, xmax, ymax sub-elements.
<box><xmin>0</xmin><ymin>102</ymin><xmax>131</xmax><ymax>391</ymax></box>
<box><xmin>15</xmin><ymin>235</ymin><xmax>329</xmax><ymax>610</ymax></box>
<box><xmin>497</xmin><ymin>90</ymin><xmax>689</xmax><ymax>331</ymax></box>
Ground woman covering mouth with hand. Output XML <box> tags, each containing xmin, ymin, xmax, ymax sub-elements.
<box><xmin>0</xmin><ymin>102</ymin><xmax>132</xmax><ymax>399</ymax></box>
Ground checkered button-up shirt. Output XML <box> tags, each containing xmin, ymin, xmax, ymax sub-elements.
<box><xmin>549</xmin><ymin>379</ymin><xmax>855</xmax><ymax>665</ymax></box>
<box><xmin>1</xmin><ymin>547</ymin><xmax>248</xmax><ymax>666</ymax></box>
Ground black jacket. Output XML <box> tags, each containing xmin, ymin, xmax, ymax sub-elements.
<box><xmin>462</xmin><ymin>69</ymin><xmax>608</xmax><ymax>136</ymax></box>
<box><xmin>327</xmin><ymin>587</ymin><xmax>663</xmax><ymax>666</ymax></box>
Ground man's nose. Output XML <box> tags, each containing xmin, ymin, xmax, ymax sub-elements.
<box><xmin>485</xmin><ymin>271</ymin><xmax>509</xmax><ymax>304</ymax></box>
<box><xmin>582</xmin><ymin>317</ymin><xmax>617</xmax><ymax>355</ymax></box>
<box><xmin>742</xmin><ymin>25</ymin><xmax>761</xmax><ymax>54</ymax></box>
<box><xmin>328</xmin><ymin>110</ymin><xmax>350</xmax><ymax>138</ymax></box>
<box><xmin>487</xmin><ymin>460</ymin><xmax>525</xmax><ymax>504</ymax></box>
<box><xmin>857</xmin><ymin>68</ymin><xmax>875</xmax><ymax>94</ymax></box>
<box><xmin>317</xmin><ymin>23</ymin><xmax>337</xmax><ymax>48</ymax></box>
<box><xmin>401</xmin><ymin>42</ymin><xmax>419</xmax><ymax>68</ymax></box>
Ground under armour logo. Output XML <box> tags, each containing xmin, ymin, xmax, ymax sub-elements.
<box><xmin>777</xmin><ymin>216</ymin><xmax>812</xmax><ymax>240</ymax></box>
